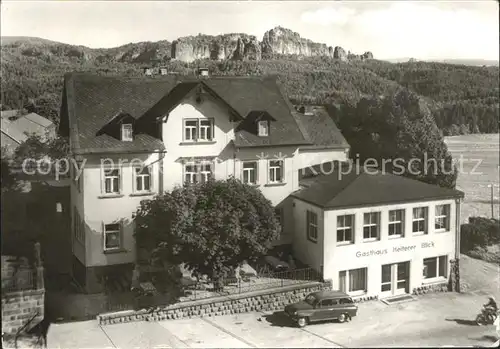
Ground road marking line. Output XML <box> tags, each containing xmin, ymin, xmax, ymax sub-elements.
<box><xmin>199</xmin><ymin>317</ymin><xmax>257</xmax><ymax>348</ymax></box>
<box><xmin>98</xmin><ymin>324</ymin><xmax>117</xmax><ymax>348</ymax></box>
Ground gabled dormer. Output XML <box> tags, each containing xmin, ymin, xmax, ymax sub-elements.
<box><xmin>97</xmin><ymin>111</ymin><xmax>136</xmax><ymax>142</ymax></box>
<box><xmin>238</xmin><ymin>110</ymin><xmax>275</xmax><ymax>137</ymax></box>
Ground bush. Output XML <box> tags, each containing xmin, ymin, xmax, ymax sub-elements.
<box><xmin>460</xmin><ymin>216</ymin><xmax>500</xmax><ymax>252</ymax></box>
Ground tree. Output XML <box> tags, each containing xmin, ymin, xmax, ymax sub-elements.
<box><xmin>1</xmin><ymin>146</ymin><xmax>18</xmax><ymax>193</ymax></box>
<box><xmin>134</xmin><ymin>178</ymin><xmax>280</xmax><ymax>287</ymax></box>
<box><xmin>13</xmin><ymin>134</ymin><xmax>70</xmax><ymax>174</ymax></box>
<box><xmin>339</xmin><ymin>88</ymin><xmax>458</xmax><ymax>189</ymax></box>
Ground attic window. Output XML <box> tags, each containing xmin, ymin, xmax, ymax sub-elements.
<box><xmin>258</xmin><ymin>120</ymin><xmax>269</xmax><ymax>137</ymax></box>
<box><xmin>121</xmin><ymin>124</ymin><xmax>133</xmax><ymax>141</ymax></box>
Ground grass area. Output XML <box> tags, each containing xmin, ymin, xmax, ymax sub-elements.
<box><xmin>459</xmin><ymin>253</ymin><xmax>500</xmax><ymax>296</ymax></box>
<box><xmin>466</xmin><ymin>244</ymin><xmax>500</xmax><ymax>264</ymax></box>
<box><xmin>445</xmin><ymin>134</ymin><xmax>500</xmax><ymax>222</ymax></box>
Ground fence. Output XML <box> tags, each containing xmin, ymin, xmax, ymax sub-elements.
<box><xmin>100</xmin><ymin>266</ymin><xmax>322</xmax><ymax>313</ymax></box>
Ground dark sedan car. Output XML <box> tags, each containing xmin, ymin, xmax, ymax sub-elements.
<box><xmin>284</xmin><ymin>290</ymin><xmax>358</xmax><ymax>327</ymax></box>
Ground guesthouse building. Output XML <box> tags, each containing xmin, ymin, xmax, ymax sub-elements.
<box><xmin>291</xmin><ymin>164</ymin><xmax>464</xmax><ymax>299</ymax></box>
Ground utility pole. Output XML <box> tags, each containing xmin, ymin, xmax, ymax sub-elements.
<box><xmin>487</xmin><ymin>183</ymin><xmax>499</xmax><ymax>218</ymax></box>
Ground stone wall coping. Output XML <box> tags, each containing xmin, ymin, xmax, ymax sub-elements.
<box><xmin>98</xmin><ymin>281</ymin><xmax>327</xmax><ymax>320</ymax></box>
<box><xmin>1</xmin><ymin>288</ymin><xmax>45</xmax><ymax>300</ymax></box>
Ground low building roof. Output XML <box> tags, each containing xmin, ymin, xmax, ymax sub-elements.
<box><xmin>1</xmin><ymin>112</ymin><xmax>55</xmax><ymax>153</ymax></box>
<box><xmin>294</xmin><ymin>105</ymin><xmax>349</xmax><ymax>150</ymax></box>
<box><xmin>293</xmin><ymin>163</ymin><xmax>464</xmax><ymax>210</ymax></box>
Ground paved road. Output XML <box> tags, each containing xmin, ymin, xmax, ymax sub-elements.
<box><xmin>47</xmin><ymin>292</ymin><xmax>499</xmax><ymax>348</ymax></box>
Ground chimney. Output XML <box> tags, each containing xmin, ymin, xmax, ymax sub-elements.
<box><xmin>198</xmin><ymin>68</ymin><xmax>209</xmax><ymax>78</ymax></box>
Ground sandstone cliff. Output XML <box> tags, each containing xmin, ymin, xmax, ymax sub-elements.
<box><xmin>261</xmin><ymin>26</ymin><xmax>334</xmax><ymax>58</ymax></box>
<box><xmin>171</xmin><ymin>33</ymin><xmax>261</xmax><ymax>62</ymax></box>
<box><xmin>6</xmin><ymin>26</ymin><xmax>374</xmax><ymax>64</ymax></box>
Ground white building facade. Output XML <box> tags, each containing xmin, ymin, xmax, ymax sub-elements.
<box><xmin>60</xmin><ymin>73</ymin><xmax>349</xmax><ymax>293</ymax></box>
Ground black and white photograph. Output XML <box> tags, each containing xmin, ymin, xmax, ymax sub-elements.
<box><xmin>1</xmin><ymin>0</ymin><xmax>499</xmax><ymax>348</ymax></box>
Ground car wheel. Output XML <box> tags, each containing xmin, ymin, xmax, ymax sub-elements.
<box><xmin>338</xmin><ymin>313</ymin><xmax>348</xmax><ymax>323</ymax></box>
<box><xmin>297</xmin><ymin>317</ymin><xmax>307</xmax><ymax>328</ymax></box>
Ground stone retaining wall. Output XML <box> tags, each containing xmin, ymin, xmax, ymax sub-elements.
<box><xmin>98</xmin><ymin>281</ymin><xmax>332</xmax><ymax>325</ymax></box>
<box><xmin>1</xmin><ymin>289</ymin><xmax>45</xmax><ymax>335</ymax></box>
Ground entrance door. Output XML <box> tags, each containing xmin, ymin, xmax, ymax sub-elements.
<box><xmin>381</xmin><ymin>262</ymin><xmax>410</xmax><ymax>297</ymax></box>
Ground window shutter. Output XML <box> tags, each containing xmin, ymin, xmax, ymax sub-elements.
<box><xmin>119</xmin><ymin>164</ymin><xmax>123</xmax><ymax>193</ymax></box>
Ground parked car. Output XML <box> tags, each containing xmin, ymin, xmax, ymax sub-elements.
<box><xmin>284</xmin><ymin>290</ymin><xmax>358</xmax><ymax>327</ymax></box>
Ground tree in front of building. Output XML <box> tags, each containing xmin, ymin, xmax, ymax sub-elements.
<box><xmin>339</xmin><ymin>88</ymin><xmax>458</xmax><ymax>189</ymax></box>
<box><xmin>134</xmin><ymin>178</ymin><xmax>281</xmax><ymax>289</ymax></box>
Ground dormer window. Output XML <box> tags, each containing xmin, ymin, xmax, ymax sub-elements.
<box><xmin>121</xmin><ymin>124</ymin><xmax>133</xmax><ymax>141</ymax></box>
<box><xmin>258</xmin><ymin>120</ymin><xmax>269</xmax><ymax>137</ymax></box>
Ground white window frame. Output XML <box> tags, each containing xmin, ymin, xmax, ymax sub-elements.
<box><xmin>183</xmin><ymin>119</ymin><xmax>199</xmax><ymax>142</ymax></box>
<box><xmin>339</xmin><ymin>268</ymin><xmax>367</xmax><ymax>296</ymax></box>
<box><xmin>199</xmin><ymin>161</ymin><xmax>212</xmax><ymax>183</ymax></box>
<box><xmin>103</xmin><ymin>167</ymin><xmax>121</xmax><ymax>195</ymax></box>
<box><xmin>363</xmin><ymin>212</ymin><xmax>380</xmax><ymax>241</ymax></box>
<box><xmin>337</xmin><ymin>214</ymin><xmax>354</xmax><ymax>245</ymax></box>
<box><xmin>199</xmin><ymin>119</ymin><xmax>214</xmax><ymax>141</ymax></box>
<box><xmin>268</xmin><ymin>160</ymin><xmax>284</xmax><ymax>184</ymax></box>
<box><xmin>258</xmin><ymin>120</ymin><xmax>269</xmax><ymax>136</ymax></box>
<box><xmin>133</xmin><ymin>165</ymin><xmax>152</xmax><ymax>193</ymax></box>
<box><xmin>412</xmin><ymin>207</ymin><xmax>428</xmax><ymax>235</ymax></box>
<box><xmin>121</xmin><ymin>123</ymin><xmax>133</xmax><ymax>141</ymax></box>
<box><xmin>183</xmin><ymin>118</ymin><xmax>215</xmax><ymax>142</ymax></box>
<box><xmin>103</xmin><ymin>223</ymin><xmax>121</xmax><ymax>251</ymax></box>
<box><xmin>423</xmin><ymin>255</ymin><xmax>448</xmax><ymax>281</ymax></box>
<box><xmin>183</xmin><ymin>160</ymin><xmax>213</xmax><ymax>184</ymax></box>
<box><xmin>306</xmin><ymin>210</ymin><xmax>318</xmax><ymax>242</ymax></box>
<box><xmin>434</xmin><ymin>204</ymin><xmax>450</xmax><ymax>232</ymax></box>
<box><xmin>184</xmin><ymin>162</ymin><xmax>198</xmax><ymax>184</ymax></box>
<box><xmin>388</xmin><ymin>209</ymin><xmax>405</xmax><ymax>238</ymax></box>
<box><xmin>242</xmin><ymin>161</ymin><xmax>258</xmax><ymax>185</ymax></box>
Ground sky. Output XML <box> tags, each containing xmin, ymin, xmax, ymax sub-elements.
<box><xmin>1</xmin><ymin>0</ymin><xmax>499</xmax><ymax>61</ymax></box>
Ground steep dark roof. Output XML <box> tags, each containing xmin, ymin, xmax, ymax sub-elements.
<box><xmin>293</xmin><ymin>164</ymin><xmax>464</xmax><ymax>209</ymax></box>
<box><xmin>62</xmin><ymin>73</ymin><xmax>177</xmax><ymax>154</ymax></box>
<box><xmin>61</xmin><ymin>74</ymin><xmax>335</xmax><ymax>154</ymax></box>
<box><xmin>294</xmin><ymin>106</ymin><xmax>349</xmax><ymax>150</ymax></box>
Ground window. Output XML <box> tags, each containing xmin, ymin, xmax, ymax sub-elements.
<box><xmin>242</xmin><ymin>161</ymin><xmax>258</xmax><ymax>185</ymax></box>
<box><xmin>320</xmin><ymin>299</ymin><xmax>337</xmax><ymax>307</ymax></box>
<box><xmin>104</xmin><ymin>223</ymin><xmax>121</xmax><ymax>251</ymax></box>
<box><xmin>183</xmin><ymin>118</ymin><xmax>214</xmax><ymax>142</ymax></box>
<box><xmin>435</xmin><ymin>204</ymin><xmax>450</xmax><ymax>231</ymax></box>
<box><xmin>268</xmin><ymin>160</ymin><xmax>283</xmax><ymax>183</ymax></box>
<box><xmin>339</xmin><ymin>268</ymin><xmax>367</xmax><ymax>294</ymax></box>
<box><xmin>306</xmin><ymin>210</ymin><xmax>318</xmax><ymax>242</ymax></box>
<box><xmin>388</xmin><ymin>209</ymin><xmax>405</xmax><ymax>237</ymax></box>
<box><xmin>258</xmin><ymin>120</ymin><xmax>269</xmax><ymax>136</ymax></box>
<box><xmin>412</xmin><ymin>207</ymin><xmax>428</xmax><ymax>234</ymax></box>
<box><xmin>339</xmin><ymin>297</ymin><xmax>354</xmax><ymax>304</ymax></box>
<box><xmin>337</xmin><ymin>214</ymin><xmax>354</xmax><ymax>244</ymax></box>
<box><xmin>121</xmin><ymin>124</ymin><xmax>133</xmax><ymax>141</ymax></box>
<box><xmin>363</xmin><ymin>212</ymin><xmax>380</xmax><ymax>240</ymax></box>
<box><xmin>184</xmin><ymin>120</ymin><xmax>198</xmax><ymax>141</ymax></box>
<box><xmin>199</xmin><ymin>119</ymin><xmax>214</xmax><ymax>141</ymax></box>
<box><xmin>184</xmin><ymin>161</ymin><xmax>213</xmax><ymax>184</ymax></box>
<box><xmin>134</xmin><ymin>166</ymin><xmax>151</xmax><ymax>192</ymax></box>
<box><xmin>104</xmin><ymin>168</ymin><xmax>120</xmax><ymax>194</ymax></box>
<box><xmin>423</xmin><ymin>256</ymin><xmax>448</xmax><ymax>279</ymax></box>
<box><xmin>199</xmin><ymin>162</ymin><xmax>212</xmax><ymax>183</ymax></box>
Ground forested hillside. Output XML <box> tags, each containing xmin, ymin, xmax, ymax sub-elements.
<box><xmin>1</xmin><ymin>38</ymin><xmax>498</xmax><ymax>134</ymax></box>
